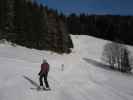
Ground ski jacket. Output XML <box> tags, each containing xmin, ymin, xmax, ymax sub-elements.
<box><xmin>39</xmin><ymin>63</ymin><xmax>49</xmax><ymax>75</ymax></box>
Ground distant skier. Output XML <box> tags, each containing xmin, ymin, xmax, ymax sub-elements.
<box><xmin>38</xmin><ymin>59</ymin><xmax>50</xmax><ymax>90</ymax></box>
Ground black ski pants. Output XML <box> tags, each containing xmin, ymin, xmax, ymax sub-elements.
<box><xmin>39</xmin><ymin>73</ymin><xmax>49</xmax><ymax>88</ymax></box>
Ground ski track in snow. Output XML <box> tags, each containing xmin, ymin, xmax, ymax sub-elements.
<box><xmin>0</xmin><ymin>35</ymin><xmax>133</xmax><ymax>100</ymax></box>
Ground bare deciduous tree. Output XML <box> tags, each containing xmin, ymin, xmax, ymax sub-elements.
<box><xmin>102</xmin><ymin>42</ymin><xmax>132</xmax><ymax>72</ymax></box>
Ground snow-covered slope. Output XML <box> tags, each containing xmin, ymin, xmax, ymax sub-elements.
<box><xmin>0</xmin><ymin>35</ymin><xmax>133</xmax><ymax>100</ymax></box>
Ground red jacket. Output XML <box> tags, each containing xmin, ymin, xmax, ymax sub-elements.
<box><xmin>39</xmin><ymin>63</ymin><xmax>49</xmax><ymax>75</ymax></box>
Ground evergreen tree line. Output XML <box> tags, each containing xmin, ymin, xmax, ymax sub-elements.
<box><xmin>66</xmin><ymin>13</ymin><xmax>133</xmax><ymax>45</ymax></box>
<box><xmin>0</xmin><ymin>0</ymin><xmax>73</xmax><ymax>53</ymax></box>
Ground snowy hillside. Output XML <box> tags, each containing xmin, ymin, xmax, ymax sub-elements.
<box><xmin>0</xmin><ymin>35</ymin><xmax>133</xmax><ymax>100</ymax></box>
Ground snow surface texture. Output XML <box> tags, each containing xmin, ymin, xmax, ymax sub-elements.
<box><xmin>0</xmin><ymin>35</ymin><xmax>133</xmax><ymax>100</ymax></box>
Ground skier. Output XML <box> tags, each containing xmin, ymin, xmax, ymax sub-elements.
<box><xmin>38</xmin><ymin>59</ymin><xmax>50</xmax><ymax>90</ymax></box>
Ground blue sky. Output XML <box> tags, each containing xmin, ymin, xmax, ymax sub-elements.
<box><xmin>38</xmin><ymin>0</ymin><xmax>133</xmax><ymax>15</ymax></box>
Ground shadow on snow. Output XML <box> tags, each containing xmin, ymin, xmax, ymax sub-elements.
<box><xmin>23</xmin><ymin>75</ymin><xmax>40</xmax><ymax>89</ymax></box>
<box><xmin>83</xmin><ymin>58</ymin><xmax>133</xmax><ymax>76</ymax></box>
<box><xmin>83</xmin><ymin>58</ymin><xmax>111</xmax><ymax>70</ymax></box>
